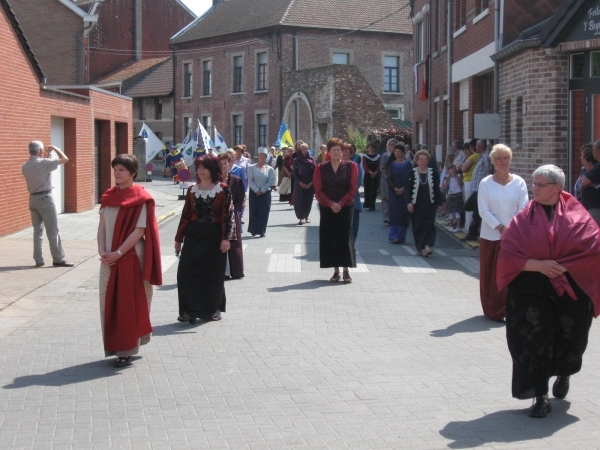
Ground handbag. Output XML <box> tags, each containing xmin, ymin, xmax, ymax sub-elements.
<box><xmin>278</xmin><ymin>177</ymin><xmax>292</xmax><ymax>195</ymax></box>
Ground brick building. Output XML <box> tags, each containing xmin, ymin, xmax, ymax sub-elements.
<box><xmin>0</xmin><ymin>0</ymin><xmax>131</xmax><ymax>236</ymax></box>
<box><xmin>10</xmin><ymin>0</ymin><xmax>195</xmax><ymax>85</ymax></box>
<box><xmin>492</xmin><ymin>0</ymin><xmax>600</xmax><ymax>191</ymax></box>
<box><xmin>170</xmin><ymin>0</ymin><xmax>413</xmax><ymax>154</ymax></box>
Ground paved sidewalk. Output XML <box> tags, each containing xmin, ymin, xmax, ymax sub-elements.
<box><xmin>1</xmin><ymin>185</ymin><xmax>600</xmax><ymax>449</ymax></box>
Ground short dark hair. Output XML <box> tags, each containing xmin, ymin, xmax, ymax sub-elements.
<box><xmin>469</xmin><ymin>139</ymin><xmax>477</xmax><ymax>150</ymax></box>
<box><xmin>112</xmin><ymin>154</ymin><xmax>138</xmax><ymax>178</ymax></box>
<box><xmin>327</xmin><ymin>138</ymin><xmax>345</xmax><ymax>151</ymax></box>
<box><xmin>394</xmin><ymin>143</ymin><xmax>406</xmax><ymax>152</ymax></box>
<box><xmin>195</xmin><ymin>154</ymin><xmax>222</xmax><ymax>183</ymax></box>
<box><xmin>581</xmin><ymin>143</ymin><xmax>596</xmax><ymax>164</ymax></box>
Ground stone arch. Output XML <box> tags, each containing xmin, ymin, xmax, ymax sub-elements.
<box><xmin>283</xmin><ymin>91</ymin><xmax>314</xmax><ymax>148</ymax></box>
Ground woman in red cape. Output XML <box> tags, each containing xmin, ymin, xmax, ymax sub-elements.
<box><xmin>98</xmin><ymin>154</ymin><xmax>162</xmax><ymax>368</ymax></box>
<box><xmin>497</xmin><ymin>165</ymin><xmax>600</xmax><ymax>418</ymax></box>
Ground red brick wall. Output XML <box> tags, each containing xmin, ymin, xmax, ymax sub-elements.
<box><xmin>89</xmin><ymin>0</ymin><xmax>195</xmax><ymax>82</ymax></box>
<box><xmin>498</xmin><ymin>48</ymin><xmax>569</xmax><ymax>185</ymax></box>
<box><xmin>10</xmin><ymin>0</ymin><xmax>81</xmax><ymax>85</ymax></box>
<box><xmin>0</xmin><ymin>7</ymin><xmax>132</xmax><ymax>236</ymax></box>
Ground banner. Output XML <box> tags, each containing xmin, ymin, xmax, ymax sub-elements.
<box><xmin>275</xmin><ymin>121</ymin><xmax>294</xmax><ymax>148</ymax></box>
<box><xmin>197</xmin><ymin>120</ymin><xmax>214</xmax><ymax>153</ymax></box>
<box><xmin>179</xmin><ymin>128</ymin><xmax>197</xmax><ymax>167</ymax></box>
<box><xmin>213</xmin><ymin>126</ymin><xmax>228</xmax><ymax>153</ymax></box>
<box><xmin>138</xmin><ymin>123</ymin><xmax>164</xmax><ymax>161</ymax></box>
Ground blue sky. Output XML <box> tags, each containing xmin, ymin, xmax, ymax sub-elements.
<box><xmin>181</xmin><ymin>0</ymin><xmax>213</xmax><ymax>16</ymax></box>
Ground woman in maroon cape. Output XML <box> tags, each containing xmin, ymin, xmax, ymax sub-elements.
<box><xmin>98</xmin><ymin>154</ymin><xmax>162</xmax><ymax>368</ymax></box>
<box><xmin>498</xmin><ymin>165</ymin><xmax>600</xmax><ymax>418</ymax></box>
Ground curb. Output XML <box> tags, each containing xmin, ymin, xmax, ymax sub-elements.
<box><xmin>157</xmin><ymin>210</ymin><xmax>176</xmax><ymax>227</ymax></box>
<box><xmin>435</xmin><ymin>218</ymin><xmax>480</xmax><ymax>250</ymax></box>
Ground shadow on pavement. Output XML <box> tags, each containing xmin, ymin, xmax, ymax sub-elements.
<box><xmin>0</xmin><ymin>266</ymin><xmax>38</xmax><ymax>272</ymax></box>
<box><xmin>158</xmin><ymin>284</ymin><xmax>177</xmax><ymax>291</ymax></box>
<box><xmin>151</xmin><ymin>321</ymin><xmax>207</xmax><ymax>336</ymax></box>
<box><xmin>430</xmin><ymin>315</ymin><xmax>505</xmax><ymax>337</ymax></box>
<box><xmin>440</xmin><ymin>402</ymin><xmax>578</xmax><ymax>448</ymax></box>
<box><xmin>3</xmin><ymin>359</ymin><xmax>129</xmax><ymax>388</ymax></box>
<box><xmin>267</xmin><ymin>280</ymin><xmax>335</xmax><ymax>292</ymax></box>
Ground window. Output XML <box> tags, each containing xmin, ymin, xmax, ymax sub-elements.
<box><xmin>257</xmin><ymin>113</ymin><xmax>268</xmax><ymax>147</ymax></box>
<box><xmin>592</xmin><ymin>52</ymin><xmax>600</xmax><ymax>77</ymax></box>
<box><xmin>257</xmin><ymin>52</ymin><xmax>268</xmax><ymax>91</ymax></box>
<box><xmin>155</xmin><ymin>98</ymin><xmax>162</xmax><ymax>120</ymax></box>
<box><xmin>202</xmin><ymin>115</ymin><xmax>212</xmax><ymax>135</ymax></box>
<box><xmin>332</xmin><ymin>53</ymin><xmax>350</xmax><ymax>65</ymax></box>
<box><xmin>476</xmin><ymin>0</ymin><xmax>489</xmax><ymax>15</ymax></box>
<box><xmin>416</xmin><ymin>22</ymin><xmax>424</xmax><ymax>63</ymax></box>
<box><xmin>137</xmin><ymin>98</ymin><xmax>145</xmax><ymax>120</ymax></box>
<box><xmin>385</xmin><ymin>105</ymin><xmax>404</xmax><ymax>120</ymax></box>
<box><xmin>455</xmin><ymin>0</ymin><xmax>466</xmax><ymax>30</ymax></box>
<box><xmin>383</xmin><ymin>56</ymin><xmax>400</xmax><ymax>93</ymax></box>
<box><xmin>233</xmin><ymin>56</ymin><xmax>243</xmax><ymax>93</ymax></box>
<box><xmin>183</xmin><ymin>116</ymin><xmax>192</xmax><ymax>139</ymax></box>
<box><xmin>183</xmin><ymin>63</ymin><xmax>192</xmax><ymax>97</ymax></box>
<box><xmin>232</xmin><ymin>115</ymin><xmax>243</xmax><ymax>145</ymax></box>
<box><xmin>202</xmin><ymin>60</ymin><xmax>212</xmax><ymax>96</ymax></box>
<box><xmin>504</xmin><ymin>99</ymin><xmax>512</xmax><ymax>143</ymax></box>
<box><xmin>571</xmin><ymin>53</ymin><xmax>585</xmax><ymax>79</ymax></box>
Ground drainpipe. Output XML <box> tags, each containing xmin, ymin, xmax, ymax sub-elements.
<box><xmin>77</xmin><ymin>21</ymin><xmax>95</xmax><ymax>84</ymax></box>
<box><xmin>447</xmin><ymin>0</ymin><xmax>453</xmax><ymax>149</ymax></box>
<box><xmin>494</xmin><ymin>0</ymin><xmax>501</xmax><ymax>116</ymax></box>
<box><xmin>135</xmin><ymin>0</ymin><xmax>143</xmax><ymax>61</ymax></box>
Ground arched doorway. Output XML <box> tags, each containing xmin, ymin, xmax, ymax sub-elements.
<box><xmin>284</xmin><ymin>92</ymin><xmax>313</xmax><ymax>147</ymax></box>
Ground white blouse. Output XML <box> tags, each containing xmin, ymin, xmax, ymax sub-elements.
<box><xmin>478</xmin><ymin>174</ymin><xmax>529</xmax><ymax>241</ymax></box>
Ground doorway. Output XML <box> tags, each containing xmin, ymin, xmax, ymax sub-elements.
<box><xmin>50</xmin><ymin>117</ymin><xmax>65</xmax><ymax>214</ymax></box>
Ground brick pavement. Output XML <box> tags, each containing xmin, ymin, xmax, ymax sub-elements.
<box><xmin>0</xmin><ymin>183</ymin><xmax>599</xmax><ymax>449</ymax></box>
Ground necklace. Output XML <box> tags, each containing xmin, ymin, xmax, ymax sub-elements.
<box><xmin>419</xmin><ymin>172</ymin><xmax>428</xmax><ymax>185</ymax></box>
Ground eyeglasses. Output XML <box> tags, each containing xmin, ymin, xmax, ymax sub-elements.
<box><xmin>531</xmin><ymin>182</ymin><xmax>557</xmax><ymax>188</ymax></box>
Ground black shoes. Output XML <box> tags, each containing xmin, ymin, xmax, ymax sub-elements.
<box><xmin>53</xmin><ymin>261</ymin><xmax>74</xmax><ymax>267</ymax></box>
<box><xmin>553</xmin><ymin>376</ymin><xmax>570</xmax><ymax>399</ymax></box>
<box><xmin>114</xmin><ymin>356</ymin><xmax>132</xmax><ymax>368</ymax></box>
<box><xmin>529</xmin><ymin>397</ymin><xmax>552</xmax><ymax>418</ymax></box>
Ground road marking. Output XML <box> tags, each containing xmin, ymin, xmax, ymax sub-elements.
<box><xmin>161</xmin><ymin>256</ymin><xmax>178</xmax><ymax>274</ymax></box>
<box><xmin>452</xmin><ymin>257</ymin><xmax>480</xmax><ymax>274</ymax></box>
<box><xmin>435</xmin><ymin>249</ymin><xmax>448</xmax><ymax>256</ymax></box>
<box><xmin>268</xmin><ymin>254</ymin><xmax>301</xmax><ymax>273</ymax></box>
<box><xmin>402</xmin><ymin>245</ymin><xmax>416</xmax><ymax>255</ymax></box>
<box><xmin>379</xmin><ymin>249</ymin><xmax>389</xmax><ymax>255</ymax></box>
<box><xmin>265</xmin><ymin>248</ymin><xmax>273</xmax><ymax>254</ymax></box>
<box><xmin>349</xmin><ymin>253</ymin><xmax>369</xmax><ymax>273</ymax></box>
<box><xmin>243</xmin><ymin>244</ymin><xmax>248</xmax><ymax>251</ymax></box>
<box><xmin>392</xmin><ymin>256</ymin><xmax>437</xmax><ymax>274</ymax></box>
<box><xmin>294</xmin><ymin>244</ymin><xmax>302</xmax><ymax>255</ymax></box>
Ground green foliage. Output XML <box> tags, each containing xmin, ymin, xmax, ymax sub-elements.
<box><xmin>346</xmin><ymin>127</ymin><xmax>368</xmax><ymax>154</ymax></box>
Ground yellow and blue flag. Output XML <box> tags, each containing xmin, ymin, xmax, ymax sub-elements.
<box><xmin>275</xmin><ymin>121</ymin><xmax>294</xmax><ymax>148</ymax></box>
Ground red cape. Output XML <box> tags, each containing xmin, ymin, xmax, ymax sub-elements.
<box><xmin>497</xmin><ymin>192</ymin><xmax>600</xmax><ymax>317</ymax></box>
<box><xmin>100</xmin><ymin>184</ymin><xmax>162</xmax><ymax>352</ymax></box>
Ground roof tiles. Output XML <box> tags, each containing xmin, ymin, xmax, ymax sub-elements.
<box><xmin>172</xmin><ymin>0</ymin><xmax>410</xmax><ymax>44</ymax></box>
<box><xmin>124</xmin><ymin>59</ymin><xmax>173</xmax><ymax>98</ymax></box>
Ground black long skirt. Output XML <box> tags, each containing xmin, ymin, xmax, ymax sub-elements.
<box><xmin>411</xmin><ymin>203</ymin><xmax>437</xmax><ymax>252</ymax></box>
<box><xmin>319</xmin><ymin>207</ymin><xmax>356</xmax><ymax>268</ymax></box>
<box><xmin>228</xmin><ymin>211</ymin><xmax>244</xmax><ymax>278</ymax></box>
<box><xmin>177</xmin><ymin>221</ymin><xmax>226</xmax><ymax>320</ymax></box>
<box><xmin>363</xmin><ymin>173</ymin><xmax>380</xmax><ymax>209</ymax></box>
<box><xmin>248</xmin><ymin>190</ymin><xmax>271</xmax><ymax>236</ymax></box>
<box><xmin>293</xmin><ymin>183</ymin><xmax>314</xmax><ymax>220</ymax></box>
<box><xmin>506</xmin><ymin>272</ymin><xmax>594</xmax><ymax>399</ymax></box>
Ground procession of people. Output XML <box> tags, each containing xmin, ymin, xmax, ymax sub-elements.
<box><xmin>21</xmin><ymin>130</ymin><xmax>600</xmax><ymax>422</ymax></box>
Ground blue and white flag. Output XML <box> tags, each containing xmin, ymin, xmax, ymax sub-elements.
<box><xmin>198</xmin><ymin>120</ymin><xmax>214</xmax><ymax>153</ymax></box>
<box><xmin>213</xmin><ymin>126</ymin><xmax>228</xmax><ymax>153</ymax></box>
<box><xmin>138</xmin><ymin>123</ymin><xmax>164</xmax><ymax>161</ymax></box>
<box><xmin>179</xmin><ymin>128</ymin><xmax>197</xmax><ymax>167</ymax></box>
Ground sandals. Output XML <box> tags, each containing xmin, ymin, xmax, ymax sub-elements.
<box><xmin>343</xmin><ymin>271</ymin><xmax>352</xmax><ymax>283</ymax></box>
<box><xmin>114</xmin><ymin>356</ymin><xmax>132</xmax><ymax>368</ymax></box>
<box><xmin>305</xmin><ymin>218</ymin><xmax>310</xmax><ymax>223</ymax></box>
<box><xmin>211</xmin><ymin>310</ymin><xmax>222</xmax><ymax>321</ymax></box>
<box><xmin>298</xmin><ymin>220</ymin><xmax>304</xmax><ymax>225</ymax></box>
<box><xmin>330</xmin><ymin>271</ymin><xmax>341</xmax><ymax>282</ymax></box>
<box><xmin>424</xmin><ymin>247</ymin><xmax>433</xmax><ymax>257</ymax></box>
<box><xmin>177</xmin><ymin>314</ymin><xmax>196</xmax><ymax>324</ymax></box>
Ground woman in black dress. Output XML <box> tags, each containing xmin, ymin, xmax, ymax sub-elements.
<box><xmin>313</xmin><ymin>138</ymin><xmax>358</xmax><ymax>283</ymax></box>
<box><xmin>292</xmin><ymin>143</ymin><xmax>315</xmax><ymax>224</ymax></box>
<box><xmin>361</xmin><ymin>143</ymin><xmax>381</xmax><ymax>211</ymax></box>
<box><xmin>405</xmin><ymin>150</ymin><xmax>442</xmax><ymax>256</ymax></box>
<box><xmin>218</xmin><ymin>152</ymin><xmax>245</xmax><ymax>279</ymax></box>
<box><xmin>175</xmin><ymin>154</ymin><xmax>236</xmax><ymax>322</ymax></box>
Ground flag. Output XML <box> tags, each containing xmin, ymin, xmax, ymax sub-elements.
<box><xmin>179</xmin><ymin>128</ymin><xmax>197</xmax><ymax>167</ymax></box>
<box><xmin>275</xmin><ymin>121</ymin><xmax>294</xmax><ymax>148</ymax></box>
<box><xmin>213</xmin><ymin>126</ymin><xmax>228</xmax><ymax>153</ymax></box>
<box><xmin>197</xmin><ymin>120</ymin><xmax>214</xmax><ymax>153</ymax></box>
<box><xmin>138</xmin><ymin>123</ymin><xmax>164</xmax><ymax>161</ymax></box>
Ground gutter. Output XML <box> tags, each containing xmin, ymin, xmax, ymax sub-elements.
<box><xmin>490</xmin><ymin>37</ymin><xmax>541</xmax><ymax>63</ymax></box>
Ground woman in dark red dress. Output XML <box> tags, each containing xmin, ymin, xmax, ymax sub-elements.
<box><xmin>313</xmin><ymin>138</ymin><xmax>358</xmax><ymax>283</ymax></box>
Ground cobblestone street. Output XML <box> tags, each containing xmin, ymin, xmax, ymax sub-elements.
<box><xmin>0</xmin><ymin>180</ymin><xmax>599</xmax><ymax>449</ymax></box>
